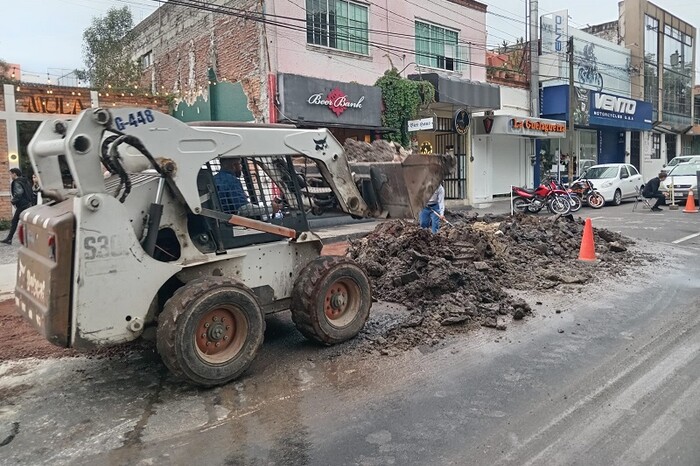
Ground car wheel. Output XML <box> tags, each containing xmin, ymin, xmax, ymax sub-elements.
<box><xmin>612</xmin><ymin>189</ymin><xmax>622</xmax><ymax>206</ymax></box>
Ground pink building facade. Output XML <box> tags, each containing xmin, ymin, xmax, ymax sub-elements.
<box><xmin>268</xmin><ymin>0</ymin><xmax>488</xmax><ymax>85</ymax></box>
<box><xmin>130</xmin><ymin>0</ymin><xmax>501</xmax><ymax>201</ymax></box>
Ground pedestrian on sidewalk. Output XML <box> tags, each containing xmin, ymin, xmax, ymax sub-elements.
<box><xmin>643</xmin><ymin>171</ymin><xmax>668</xmax><ymax>212</ymax></box>
<box><xmin>32</xmin><ymin>173</ymin><xmax>42</xmax><ymax>206</ymax></box>
<box><xmin>419</xmin><ymin>184</ymin><xmax>445</xmax><ymax>234</ymax></box>
<box><xmin>2</xmin><ymin>168</ymin><xmax>34</xmax><ymax>245</ymax></box>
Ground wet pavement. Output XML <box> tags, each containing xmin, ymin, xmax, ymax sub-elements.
<box><xmin>2</xmin><ymin>201</ymin><xmax>700</xmax><ymax>464</ymax></box>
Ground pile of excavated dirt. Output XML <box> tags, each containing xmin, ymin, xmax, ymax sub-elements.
<box><xmin>343</xmin><ymin>139</ymin><xmax>397</xmax><ymax>162</ymax></box>
<box><xmin>348</xmin><ymin>213</ymin><xmax>652</xmax><ymax>351</ymax></box>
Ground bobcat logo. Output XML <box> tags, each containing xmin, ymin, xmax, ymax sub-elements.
<box><xmin>314</xmin><ymin>136</ymin><xmax>328</xmax><ymax>151</ymax></box>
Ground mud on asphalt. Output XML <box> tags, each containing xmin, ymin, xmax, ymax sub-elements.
<box><xmin>0</xmin><ymin>214</ymin><xmax>654</xmax><ymax>363</ymax></box>
<box><xmin>347</xmin><ymin>212</ymin><xmax>655</xmax><ymax>354</ymax></box>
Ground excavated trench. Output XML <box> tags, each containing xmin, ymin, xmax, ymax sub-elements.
<box><xmin>348</xmin><ymin>212</ymin><xmax>653</xmax><ymax>352</ymax></box>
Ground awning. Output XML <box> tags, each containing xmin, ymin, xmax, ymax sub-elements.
<box><xmin>290</xmin><ymin>119</ymin><xmax>396</xmax><ymax>133</ymax></box>
<box><xmin>472</xmin><ymin>115</ymin><xmax>567</xmax><ymax>139</ymax></box>
<box><xmin>408</xmin><ymin>73</ymin><xmax>500</xmax><ymax>112</ymax></box>
<box><xmin>653</xmin><ymin>121</ymin><xmax>693</xmax><ymax>135</ymax></box>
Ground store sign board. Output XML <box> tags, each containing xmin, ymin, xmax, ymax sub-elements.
<box><xmin>25</xmin><ymin>95</ymin><xmax>87</xmax><ymax>115</ymax></box>
<box><xmin>277</xmin><ymin>73</ymin><xmax>382</xmax><ymax>126</ymax></box>
<box><xmin>509</xmin><ymin>118</ymin><xmax>567</xmax><ymax>135</ymax></box>
<box><xmin>588</xmin><ymin>91</ymin><xmax>653</xmax><ymax>130</ymax></box>
<box><xmin>408</xmin><ymin>117</ymin><xmax>434</xmax><ymax>132</ymax></box>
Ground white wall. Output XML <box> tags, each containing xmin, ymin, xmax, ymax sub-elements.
<box><xmin>472</xmin><ymin>135</ymin><xmax>529</xmax><ymax>205</ymax></box>
<box><xmin>494</xmin><ymin>87</ymin><xmax>530</xmax><ymax>117</ymax></box>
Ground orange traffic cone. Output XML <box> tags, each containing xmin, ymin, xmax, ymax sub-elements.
<box><xmin>578</xmin><ymin>218</ymin><xmax>596</xmax><ymax>261</ymax></box>
<box><xmin>683</xmin><ymin>189</ymin><xmax>699</xmax><ymax>213</ymax></box>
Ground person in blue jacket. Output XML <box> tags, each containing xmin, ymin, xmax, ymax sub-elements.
<box><xmin>419</xmin><ymin>184</ymin><xmax>445</xmax><ymax>234</ymax></box>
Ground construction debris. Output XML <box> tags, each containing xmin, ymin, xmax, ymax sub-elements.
<box><xmin>349</xmin><ymin>213</ymin><xmax>652</xmax><ymax>351</ymax></box>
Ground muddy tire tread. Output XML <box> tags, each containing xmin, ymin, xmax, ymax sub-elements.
<box><xmin>290</xmin><ymin>256</ymin><xmax>371</xmax><ymax>345</ymax></box>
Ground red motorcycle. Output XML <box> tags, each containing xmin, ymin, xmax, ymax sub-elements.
<box><xmin>512</xmin><ymin>182</ymin><xmax>572</xmax><ymax>215</ymax></box>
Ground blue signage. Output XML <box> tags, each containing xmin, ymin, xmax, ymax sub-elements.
<box><xmin>588</xmin><ymin>91</ymin><xmax>653</xmax><ymax>131</ymax></box>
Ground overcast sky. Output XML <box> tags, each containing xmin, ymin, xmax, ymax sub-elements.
<box><xmin>0</xmin><ymin>0</ymin><xmax>697</xmax><ymax>83</ymax></box>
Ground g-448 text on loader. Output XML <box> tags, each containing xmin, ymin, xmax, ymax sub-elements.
<box><xmin>15</xmin><ymin>107</ymin><xmax>452</xmax><ymax>386</ymax></box>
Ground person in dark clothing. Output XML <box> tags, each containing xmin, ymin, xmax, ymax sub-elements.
<box><xmin>2</xmin><ymin>168</ymin><xmax>34</xmax><ymax>244</ymax></box>
<box><xmin>642</xmin><ymin>171</ymin><xmax>668</xmax><ymax>212</ymax></box>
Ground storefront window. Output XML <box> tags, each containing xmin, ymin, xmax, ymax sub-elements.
<box><xmin>662</xmin><ymin>25</ymin><xmax>693</xmax><ymax>125</ymax></box>
<box><xmin>415</xmin><ymin>21</ymin><xmax>460</xmax><ymax>71</ymax></box>
<box><xmin>578</xmin><ymin>130</ymin><xmax>597</xmax><ymax>175</ymax></box>
<box><xmin>306</xmin><ymin>0</ymin><xmax>369</xmax><ymax>55</ymax></box>
<box><xmin>651</xmin><ymin>133</ymin><xmax>661</xmax><ymax>159</ymax></box>
<box><xmin>644</xmin><ymin>16</ymin><xmax>659</xmax><ymax>115</ymax></box>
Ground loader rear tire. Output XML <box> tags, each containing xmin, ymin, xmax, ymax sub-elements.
<box><xmin>157</xmin><ymin>277</ymin><xmax>265</xmax><ymax>387</ymax></box>
<box><xmin>291</xmin><ymin>256</ymin><xmax>371</xmax><ymax>345</ymax></box>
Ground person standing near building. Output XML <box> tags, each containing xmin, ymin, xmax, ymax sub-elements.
<box><xmin>419</xmin><ymin>184</ymin><xmax>445</xmax><ymax>234</ymax></box>
<box><xmin>2</xmin><ymin>168</ymin><xmax>34</xmax><ymax>244</ymax></box>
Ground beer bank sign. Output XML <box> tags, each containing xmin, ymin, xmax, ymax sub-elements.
<box><xmin>589</xmin><ymin>91</ymin><xmax>653</xmax><ymax>131</ymax></box>
<box><xmin>277</xmin><ymin>73</ymin><xmax>382</xmax><ymax>127</ymax></box>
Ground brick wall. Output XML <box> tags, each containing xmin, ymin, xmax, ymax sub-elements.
<box><xmin>129</xmin><ymin>0</ymin><xmax>266</xmax><ymax>121</ymax></box>
<box><xmin>0</xmin><ymin>84</ymin><xmax>170</xmax><ymax>220</ymax></box>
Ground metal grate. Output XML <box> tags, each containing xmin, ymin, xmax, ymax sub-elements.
<box><xmin>443</xmin><ymin>154</ymin><xmax>466</xmax><ymax>199</ymax></box>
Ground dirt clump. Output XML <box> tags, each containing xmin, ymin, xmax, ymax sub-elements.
<box><xmin>348</xmin><ymin>213</ymin><xmax>650</xmax><ymax>351</ymax></box>
<box><xmin>343</xmin><ymin>139</ymin><xmax>399</xmax><ymax>162</ymax></box>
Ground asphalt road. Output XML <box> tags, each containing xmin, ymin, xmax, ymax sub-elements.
<box><xmin>1</xmin><ymin>201</ymin><xmax>700</xmax><ymax>465</ymax></box>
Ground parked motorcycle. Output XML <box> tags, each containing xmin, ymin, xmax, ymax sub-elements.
<box><xmin>569</xmin><ymin>178</ymin><xmax>605</xmax><ymax>209</ymax></box>
<box><xmin>547</xmin><ymin>178</ymin><xmax>582</xmax><ymax>213</ymax></box>
<box><xmin>512</xmin><ymin>183</ymin><xmax>572</xmax><ymax>215</ymax></box>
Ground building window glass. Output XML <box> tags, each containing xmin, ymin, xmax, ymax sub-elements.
<box><xmin>306</xmin><ymin>0</ymin><xmax>369</xmax><ymax>55</ymax></box>
<box><xmin>694</xmin><ymin>94</ymin><xmax>700</xmax><ymax>125</ymax></box>
<box><xmin>644</xmin><ymin>16</ymin><xmax>659</xmax><ymax>115</ymax></box>
<box><xmin>665</xmin><ymin>134</ymin><xmax>677</xmax><ymax>159</ymax></box>
<box><xmin>415</xmin><ymin>21</ymin><xmax>460</xmax><ymax>71</ymax></box>
<box><xmin>141</xmin><ymin>51</ymin><xmax>153</xmax><ymax>69</ymax></box>
<box><xmin>651</xmin><ymin>133</ymin><xmax>661</xmax><ymax>159</ymax></box>
<box><xmin>662</xmin><ymin>25</ymin><xmax>693</xmax><ymax>125</ymax></box>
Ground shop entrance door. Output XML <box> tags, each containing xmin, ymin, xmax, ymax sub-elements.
<box><xmin>630</xmin><ymin>131</ymin><xmax>641</xmax><ymax>170</ymax></box>
<box><xmin>435</xmin><ymin>131</ymin><xmax>466</xmax><ymax>200</ymax></box>
<box><xmin>17</xmin><ymin>121</ymin><xmax>41</xmax><ymax>177</ymax></box>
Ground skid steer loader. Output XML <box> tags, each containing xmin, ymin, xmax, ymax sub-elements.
<box><xmin>15</xmin><ymin>107</ymin><xmax>452</xmax><ymax>386</ymax></box>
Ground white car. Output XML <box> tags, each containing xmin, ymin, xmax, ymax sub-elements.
<box><xmin>660</xmin><ymin>161</ymin><xmax>700</xmax><ymax>203</ymax></box>
<box><xmin>577</xmin><ymin>163</ymin><xmax>644</xmax><ymax>205</ymax></box>
<box><xmin>664</xmin><ymin>155</ymin><xmax>700</xmax><ymax>169</ymax></box>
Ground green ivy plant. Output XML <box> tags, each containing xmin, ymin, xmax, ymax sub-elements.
<box><xmin>375</xmin><ymin>68</ymin><xmax>435</xmax><ymax>147</ymax></box>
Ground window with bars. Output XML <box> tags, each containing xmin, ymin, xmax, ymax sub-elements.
<box><xmin>651</xmin><ymin>133</ymin><xmax>661</xmax><ymax>159</ymax></box>
<box><xmin>415</xmin><ymin>21</ymin><xmax>460</xmax><ymax>71</ymax></box>
<box><xmin>306</xmin><ymin>0</ymin><xmax>369</xmax><ymax>55</ymax></box>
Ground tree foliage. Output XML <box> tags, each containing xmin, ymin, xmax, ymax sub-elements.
<box><xmin>75</xmin><ymin>6</ymin><xmax>141</xmax><ymax>89</ymax></box>
<box><xmin>375</xmin><ymin>68</ymin><xmax>435</xmax><ymax>147</ymax></box>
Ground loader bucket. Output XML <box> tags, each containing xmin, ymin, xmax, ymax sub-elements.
<box><xmin>350</xmin><ymin>153</ymin><xmax>455</xmax><ymax>219</ymax></box>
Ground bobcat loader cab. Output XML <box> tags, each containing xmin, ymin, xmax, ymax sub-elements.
<box><xmin>16</xmin><ymin>107</ymin><xmax>451</xmax><ymax>386</ymax></box>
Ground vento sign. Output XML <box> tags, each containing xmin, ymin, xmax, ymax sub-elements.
<box><xmin>593</xmin><ymin>93</ymin><xmax>636</xmax><ymax>115</ymax></box>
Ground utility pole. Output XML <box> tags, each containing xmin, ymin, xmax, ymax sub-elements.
<box><xmin>567</xmin><ymin>35</ymin><xmax>575</xmax><ymax>184</ymax></box>
<box><xmin>528</xmin><ymin>0</ymin><xmax>539</xmax><ymax>187</ymax></box>
<box><xmin>529</xmin><ymin>0</ymin><xmax>539</xmax><ymax>117</ymax></box>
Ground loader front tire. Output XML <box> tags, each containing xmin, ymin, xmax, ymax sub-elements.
<box><xmin>157</xmin><ymin>277</ymin><xmax>264</xmax><ymax>387</ymax></box>
<box><xmin>291</xmin><ymin>256</ymin><xmax>371</xmax><ymax>345</ymax></box>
